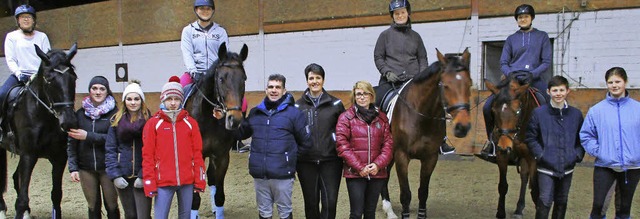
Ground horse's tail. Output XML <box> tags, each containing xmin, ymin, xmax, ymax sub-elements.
<box><xmin>0</xmin><ymin>149</ymin><xmax>6</xmax><ymax>193</ymax></box>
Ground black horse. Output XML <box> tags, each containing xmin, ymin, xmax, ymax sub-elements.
<box><xmin>0</xmin><ymin>44</ymin><xmax>78</xmax><ymax>219</ymax></box>
<box><xmin>184</xmin><ymin>42</ymin><xmax>247</xmax><ymax>218</ymax></box>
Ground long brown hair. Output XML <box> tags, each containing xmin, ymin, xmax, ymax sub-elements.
<box><xmin>111</xmin><ymin>82</ymin><xmax>151</xmax><ymax>127</ymax></box>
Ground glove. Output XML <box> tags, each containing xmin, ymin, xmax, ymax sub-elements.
<box><xmin>385</xmin><ymin>71</ymin><xmax>401</xmax><ymax>83</ymax></box>
<box><xmin>134</xmin><ymin>178</ymin><xmax>143</xmax><ymax>188</ymax></box>
<box><xmin>113</xmin><ymin>177</ymin><xmax>129</xmax><ymax>189</ymax></box>
<box><xmin>18</xmin><ymin>74</ymin><xmax>31</xmax><ymax>83</ymax></box>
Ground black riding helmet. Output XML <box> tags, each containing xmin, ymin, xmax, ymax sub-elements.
<box><xmin>194</xmin><ymin>0</ymin><xmax>215</xmax><ymax>22</ymax></box>
<box><xmin>389</xmin><ymin>0</ymin><xmax>411</xmax><ymax>17</ymax></box>
<box><xmin>514</xmin><ymin>4</ymin><xmax>535</xmax><ymax>20</ymax></box>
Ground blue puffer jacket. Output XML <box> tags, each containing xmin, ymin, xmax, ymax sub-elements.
<box><xmin>237</xmin><ymin>93</ymin><xmax>311</xmax><ymax>179</ymax></box>
<box><xmin>104</xmin><ymin>115</ymin><xmax>147</xmax><ymax>180</ymax></box>
<box><xmin>525</xmin><ymin>104</ymin><xmax>584</xmax><ymax>177</ymax></box>
<box><xmin>580</xmin><ymin>92</ymin><xmax>640</xmax><ymax>169</ymax></box>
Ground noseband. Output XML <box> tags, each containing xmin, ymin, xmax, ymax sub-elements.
<box><xmin>492</xmin><ymin>107</ymin><xmax>523</xmax><ymax>143</ymax></box>
<box><xmin>198</xmin><ymin>61</ymin><xmax>244</xmax><ymax>116</ymax></box>
<box><xmin>26</xmin><ymin>65</ymin><xmax>75</xmax><ymax>130</ymax></box>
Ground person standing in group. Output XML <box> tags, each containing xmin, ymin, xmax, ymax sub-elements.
<box><xmin>374</xmin><ymin>0</ymin><xmax>454</xmax><ymax>155</ymax></box>
<box><xmin>105</xmin><ymin>81</ymin><xmax>152</xmax><ymax>219</ymax></box>
<box><xmin>181</xmin><ymin>0</ymin><xmax>229</xmax><ymax>82</ymax></box>
<box><xmin>524</xmin><ymin>76</ymin><xmax>584</xmax><ymax>219</ymax></box>
<box><xmin>295</xmin><ymin>63</ymin><xmax>345</xmax><ymax>219</ymax></box>
<box><xmin>67</xmin><ymin>76</ymin><xmax>120</xmax><ymax>219</ymax></box>
<box><xmin>236</xmin><ymin>74</ymin><xmax>311</xmax><ymax>219</ymax></box>
<box><xmin>142</xmin><ymin>76</ymin><xmax>205</xmax><ymax>219</ymax></box>
<box><xmin>335</xmin><ymin>81</ymin><xmax>393</xmax><ymax>219</ymax></box>
<box><xmin>580</xmin><ymin>67</ymin><xmax>640</xmax><ymax>219</ymax></box>
<box><xmin>481</xmin><ymin>4</ymin><xmax>552</xmax><ymax>157</ymax></box>
<box><xmin>0</xmin><ymin>4</ymin><xmax>51</xmax><ymax>121</ymax></box>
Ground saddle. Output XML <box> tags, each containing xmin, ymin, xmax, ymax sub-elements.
<box><xmin>374</xmin><ymin>80</ymin><xmax>412</xmax><ymax>123</ymax></box>
<box><xmin>0</xmin><ymin>83</ymin><xmax>27</xmax><ymax>144</ymax></box>
<box><xmin>181</xmin><ymin>82</ymin><xmax>197</xmax><ymax>109</ymax></box>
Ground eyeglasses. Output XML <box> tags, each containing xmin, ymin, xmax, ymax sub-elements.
<box><xmin>18</xmin><ymin>15</ymin><xmax>33</xmax><ymax>20</ymax></box>
<box><xmin>355</xmin><ymin>92</ymin><xmax>372</xmax><ymax>98</ymax></box>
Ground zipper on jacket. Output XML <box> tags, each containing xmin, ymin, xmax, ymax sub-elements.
<box><xmin>92</xmin><ymin>120</ymin><xmax>98</xmax><ymax>171</ymax></box>
<box><xmin>131</xmin><ymin>141</ymin><xmax>136</xmax><ymax>178</ymax></box>
<box><xmin>264</xmin><ymin>117</ymin><xmax>270</xmax><ymax>179</ymax></box>
<box><xmin>616</xmin><ymin>102</ymin><xmax>627</xmax><ymax>183</ymax></box>
<box><xmin>172</xmin><ymin>122</ymin><xmax>181</xmax><ymax>186</ymax></box>
<box><xmin>367</xmin><ymin>124</ymin><xmax>371</xmax><ymax>180</ymax></box>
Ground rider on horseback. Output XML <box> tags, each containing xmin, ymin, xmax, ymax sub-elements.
<box><xmin>181</xmin><ymin>0</ymin><xmax>229</xmax><ymax>82</ymax></box>
<box><xmin>374</xmin><ymin>0</ymin><xmax>455</xmax><ymax>155</ymax></box>
<box><xmin>0</xmin><ymin>4</ymin><xmax>51</xmax><ymax>126</ymax></box>
<box><xmin>479</xmin><ymin>4</ymin><xmax>552</xmax><ymax>158</ymax></box>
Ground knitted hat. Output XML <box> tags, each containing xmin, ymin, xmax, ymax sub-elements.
<box><xmin>160</xmin><ymin>76</ymin><xmax>184</xmax><ymax>102</ymax></box>
<box><xmin>88</xmin><ymin>76</ymin><xmax>112</xmax><ymax>96</ymax></box>
<box><xmin>122</xmin><ymin>81</ymin><xmax>145</xmax><ymax>102</ymax></box>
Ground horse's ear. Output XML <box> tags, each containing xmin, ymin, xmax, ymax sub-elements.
<box><xmin>436</xmin><ymin>48</ymin><xmax>447</xmax><ymax>65</ymax></box>
<box><xmin>218</xmin><ymin>42</ymin><xmax>228</xmax><ymax>60</ymax></box>
<box><xmin>485</xmin><ymin>79</ymin><xmax>499</xmax><ymax>95</ymax></box>
<box><xmin>461</xmin><ymin>47</ymin><xmax>470</xmax><ymax>67</ymax></box>
<box><xmin>514</xmin><ymin>83</ymin><xmax>530</xmax><ymax>97</ymax></box>
<box><xmin>67</xmin><ymin>43</ymin><xmax>78</xmax><ymax>61</ymax></box>
<box><xmin>34</xmin><ymin>44</ymin><xmax>51</xmax><ymax>66</ymax></box>
<box><xmin>240</xmin><ymin>44</ymin><xmax>248</xmax><ymax>61</ymax></box>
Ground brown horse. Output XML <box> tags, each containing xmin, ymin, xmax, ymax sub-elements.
<box><xmin>485</xmin><ymin>75</ymin><xmax>539</xmax><ymax>219</ymax></box>
<box><xmin>184</xmin><ymin>42</ymin><xmax>247</xmax><ymax>218</ymax></box>
<box><xmin>390</xmin><ymin>49</ymin><xmax>472</xmax><ymax>218</ymax></box>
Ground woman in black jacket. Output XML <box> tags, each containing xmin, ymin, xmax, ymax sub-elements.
<box><xmin>295</xmin><ymin>63</ymin><xmax>345</xmax><ymax>219</ymax></box>
<box><xmin>67</xmin><ymin>76</ymin><xmax>120</xmax><ymax>219</ymax></box>
<box><xmin>105</xmin><ymin>81</ymin><xmax>152</xmax><ymax>219</ymax></box>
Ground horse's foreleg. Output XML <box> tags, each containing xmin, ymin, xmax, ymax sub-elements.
<box><xmin>212</xmin><ymin>152</ymin><xmax>230</xmax><ymax>219</ymax></box>
<box><xmin>14</xmin><ymin>155</ymin><xmax>37</xmax><ymax>219</ymax></box>
<box><xmin>49</xmin><ymin>156</ymin><xmax>66</xmax><ymax>219</ymax></box>
<box><xmin>0</xmin><ymin>149</ymin><xmax>7</xmax><ymax>217</ymax></box>
<box><xmin>394</xmin><ymin>151</ymin><xmax>411</xmax><ymax>219</ymax></box>
<box><xmin>416</xmin><ymin>156</ymin><xmax>438</xmax><ymax>219</ymax></box>
<box><xmin>496</xmin><ymin>152</ymin><xmax>509</xmax><ymax>219</ymax></box>
<box><xmin>514</xmin><ymin>157</ymin><xmax>529</xmax><ymax>217</ymax></box>
<box><xmin>380</xmin><ymin>162</ymin><xmax>398</xmax><ymax>219</ymax></box>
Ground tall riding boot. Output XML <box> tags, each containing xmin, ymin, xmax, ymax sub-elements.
<box><xmin>535</xmin><ymin>205</ymin><xmax>551</xmax><ymax>219</ymax></box>
<box><xmin>551</xmin><ymin>204</ymin><xmax>567</xmax><ymax>219</ymax></box>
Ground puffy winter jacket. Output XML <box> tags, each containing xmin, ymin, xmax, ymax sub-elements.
<box><xmin>237</xmin><ymin>93</ymin><xmax>311</xmax><ymax>179</ymax></box>
<box><xmin>374</xmin><ymin>22</ymin><xmax>428</xmax><ymax>81</ymax></box>
<box><xmin>141</xmin><ymin>110</ymin><xmax>205</xmax><ymax>196</ymax></box>
<box><xmin>295</xmin><ymin>89</ymin><xmax>345</xmax><ymax>162</ymax></box>
<box><xmin>67</xmin><ymin>107</ymin><xmax>117</xmax><ymax>172</ymax></box>
<box><xmin>335</xmin><ymin>106</ymin><xmax>393</xmax><ymax>179</ymax></box>
<box><xmin>105</xmin><ymin>114</ymin><xmax>148</xmax><ymax>180</ymax></box>
<box><xmin>525</xmin><ymin>104</ymin><xmax>584</xmax><ymax>177</ymax></box>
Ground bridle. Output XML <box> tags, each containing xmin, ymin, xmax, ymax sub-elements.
<box><xmin>492</xmin><ymin>103</ymin><xmax>524</xmax><ymax>144</ymax></box>
<box><xmin>197</xmin><ymin>60</ymin><xmax>244</xmax><ymax>116</ymax></box>
<box><xmin>397</xmin><ymin>70</ymin><xmax>470</xmax><ymax>120</ymax></box>
<box><xmin>25</xmin><ymin>65</ymin><xmax>76</xmax><ymax>129</ymax></box>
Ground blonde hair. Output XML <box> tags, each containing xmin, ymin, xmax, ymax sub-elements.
<box><xmin>350</xmin><ymin>80</ymin><xmax>376</xmax><ymax>104</ymax></box>
<box><xmin>111</xmin><ymin>92</ymin><xmax>151</xmax><ymax>127</ymax></box>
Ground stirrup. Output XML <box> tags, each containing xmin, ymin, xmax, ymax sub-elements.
<box><xmin>480</xmin><ymin>140</ymin><xmax>496</xmax><ymax>157</ymax></box>
<box><xmin>439</xmin><ymin>144</ymin><xmax>455</xmax><ymax>155</ymax></box>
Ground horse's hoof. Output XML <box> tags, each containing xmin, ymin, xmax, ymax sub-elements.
<box><xmin>22</xmin><ymin>210</ymin><xmax>31</xmax><ymax>219</ymax></box>
<box><xmin>511</xmin><ymin>214</ymin><xmax>523</xmax><ymax>219</ymax></box>
<box><xmin>417</xmin><ymin>208</ymin><xmax>427</xmax><ymax>219</ymax></box>
<box><xmin>401</xmin><ymin>212</ymin><xmax>410</xmax><ymax>219</ymax></box>
<box><xmin>190</xmin><ymin>210</ymin><xmax>199</xmax><ymax>219</ymax></box>
<box><xmin>215</xmin><ymin>206</ymin><xmax>224</xmax><ymax>219</ymax></box>
<box><xmin>382</xmin><ymin>200</ymin><xmax>398</xmax><ymax>219</ymax></box>
<box><xmin>0</xmin><ymin>210</ymin><xmax>5</xmax><ymax>219</ymax></box>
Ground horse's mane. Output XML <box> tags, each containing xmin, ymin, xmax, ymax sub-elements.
<box><xmin>197</xmin><ymin>51</ymin><xmax>246</xmax><ymax>90</ymax></box>
<box><xmin>413</xmin><ymin>56</ymin><xmax>468</xmax><ymax>83</ymax></box>
<box><xmin>493</xmin><ymin>74</ymin><xmax>530</xmax><ymax>106</ymax></box>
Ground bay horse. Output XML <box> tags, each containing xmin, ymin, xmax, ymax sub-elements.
<box><xmin>184</xmin><ymin>42</ymin><xmax>247</xmax><ymax>218</ymax></box>
<box><xmin>484</xmin><ymin>74</ymin><xmax>539</xmax><ymax>219</ymax></box>
<box><xmin>389</xmin><ymin>49</ymin><xmax>472</xmax><ymax>218</ymax></box>
<box><xmin>0</xmin><ymin>44</ymin><xmax>78</xmax><ymax>219</ymax></box>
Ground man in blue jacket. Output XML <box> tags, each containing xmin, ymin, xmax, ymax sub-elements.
<box><xmin>525</xmin><ymin>76</ymin><xmax>584</xmax><ymax>219</ymax></box>
<box><xmin>480</xmin><ymin>4</ymin><xmax>552</xmax><ymax>157</ymax></box>
<box><xmin>236</xmin><ymin>74</ymin><xmax>311</xmax><ymax>219</ymax></box>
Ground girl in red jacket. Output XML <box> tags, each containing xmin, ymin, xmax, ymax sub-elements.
<box><xmin>336</xmin><ymin>80</ymin><xmax>393</xmax><ymax>219</ymax></box>
<box><xmin>142</xmin><ymin>76</ymin><xmax>205</xmax><ymax>219</ymax></box>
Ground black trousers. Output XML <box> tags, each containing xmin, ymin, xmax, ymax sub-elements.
<box><xmin>590</xmin><ymin>167</ymin><xmax>640</xmax><ymax>218</ymax></box>
<box><xmin>296</xmin><ymin>159</ymin><xmax>342</xmax><ymax>219</ymax></box>
<box><xmin>346</xmin><ymin>178</ymin><xmax>385</xmax><ymax>219</ymax></box>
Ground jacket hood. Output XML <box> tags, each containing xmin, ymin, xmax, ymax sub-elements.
<box><xmin>257</xmin><ymin>93</ymin><xmax>295</xmax><ymax>113</ymax></box>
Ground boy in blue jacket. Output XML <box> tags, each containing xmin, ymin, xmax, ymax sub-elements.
<box><xmin>525</xmin><ymin>76</ymin><xmax>584</xmax><ymax>219</ymax></box>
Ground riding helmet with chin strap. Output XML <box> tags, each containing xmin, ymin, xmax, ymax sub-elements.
<box><xmin>15</xmin><ymin>4</ymin><xmax>36</xmax><ymax>19</ymax></box>
<box><xmin>388</xmin><ymin>0</ymin><xmax>411</xmax><ymax>17</ymax></box>
<box><xmin>194</xmin><ymin>0</ymin><xmax>215</xmax><ymax>10</ymax></box>
<box><xmin>514</xmin><ymin>4</ymin><xmax>535</xmax><ymax>20</ymax></box>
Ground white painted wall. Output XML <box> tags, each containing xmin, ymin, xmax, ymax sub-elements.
<box><xmin>1</xmin><ymin>8</ymin><xmax>638</xmax><ymax>93</ymax></box>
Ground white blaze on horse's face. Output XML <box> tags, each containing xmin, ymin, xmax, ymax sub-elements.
<box><xmin>501</xmin><ymin>103</ymin><xmax>508</xmax><ymax>112</ymax></box>
<box><xmin>125</xmin><ymin>93</ymin><xmax>142</xmax><ymax>113</ymax></box>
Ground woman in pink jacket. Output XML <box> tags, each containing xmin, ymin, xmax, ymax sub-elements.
<box><xmin>142</xmin><ymin>76</ymin><xmax>205</xmax><ymax>219</ymax></box>
<box><xmin>335</xmin><ymin>80</ymin><xmax>393</xmax><ymax>219</ymax></box>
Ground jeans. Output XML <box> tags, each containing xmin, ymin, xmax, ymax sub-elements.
<box><xmin>254</xmin><ymin>178</ymin><xmax>294</xmax><ymax>219</ymax></box>
<box><xmin>0</xmin><ymin>74</ymin><xmax>18</xmax><ymax>110</ymax></box>
<box><xmin>116</xmin><ymin>177</ymin><xmax>152</xmax><ymax>219</ymax></box>
<box><xmin>154</xmin><ymin>184</ymin><xmax>194</xmax><ymax>219</ymax></box>
<box><xmin>590</xmin><ymin>167</ymin><xmax>640</xmax><ymax>219</ymax></box>
<box><xmin>297</xmin><ymin>159</ymin><xmax>342</xmax><ymax>219</ymax></box>
<box><xmin>346</xmin><ymin>178</ymin><xmax>386</xmax><ymax>219</ymax></box>
<box><xmin>78</xmin><ymin>170</ymin><xmax>120</xmax><ymax>219</ymax></box>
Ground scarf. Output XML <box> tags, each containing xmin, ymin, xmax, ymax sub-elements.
<box><xmin>162</xmin><ymin>109</ymin><xmax>181</xmax><ymax>123</ymax></box>
<box><xmin>264</xmin><ymin>95</ymin><xmax>287</xmax><ymax>110</ymax></box>
<box><xmin>356</xmin><ymin>104</ymin><xmax>378</xmax><ymax>124</ymax></box>
<box><xmin>116</xmin><ymin>113</ymin><xmax>146</xmax><ymax>142</ymax></box>
<box><xmin>83</xmin><ymin>95</ymin><xmax>116</xmax><ymax>120</ymax></box>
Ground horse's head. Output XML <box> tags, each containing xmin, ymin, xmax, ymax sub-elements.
<box><xmin>34</xmin><ymin>43</ymin><xmax>78</xmax><ymax>131</ymax></box>
<box><xmin>485</xmin><ymin>76</ymin><xmax>530</xmax><ymax>152</ymax></box>
<box><xmin>205</xmin><ymin>42</ymin><xmax>247</xmax><ymax>130</ymax></box>
<box><xmin>436</xmin><ymin>48</ymin><xmax>472</xmax><ymax>138</ymax></box>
